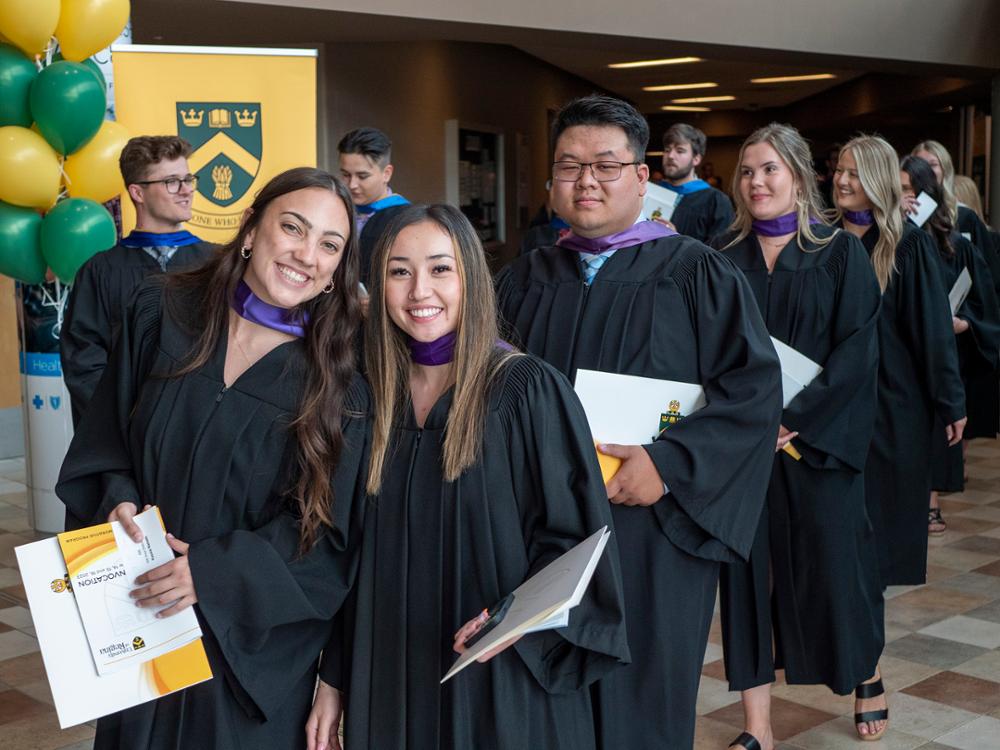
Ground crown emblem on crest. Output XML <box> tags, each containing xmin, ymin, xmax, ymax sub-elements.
<box><xmin>208</xmin><ymin>108</ymin><xmax>232</xmax><ymax>128</ymax></box>
<box><xmin>179</xmin><ymin>108</ymin><xmax>204</xmax><ymax>127</ymax></box>
<box><xmin>235</xmin><ymin>108</ymin><xmax>258</xmax><ymax>127</ymax></box>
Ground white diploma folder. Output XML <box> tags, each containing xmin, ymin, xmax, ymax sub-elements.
<box><xmin>949</xmin><ymin>267</ymin><xmax>972</xmax><ymax>315</ymax></box>
<box><xmin>642</xmin><ymin>182</ymin><xmax>679</xmax><ymax>223</ymax></box>
<box><xmin>907</xmin><ymin>191</ymin><xmax>939</xmax><ymax>229</ymax></box>
<box><xmin>441</xmin><ymin>526</ymin><xmax>611</xmax><ymax>683</ymax></box>
<box><xmin>770</xmin><ymin>337</ymin><xmax>823</xmax><ymax>408</ymax></box>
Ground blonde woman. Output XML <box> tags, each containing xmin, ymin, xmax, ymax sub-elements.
<box><xmin>835</xmin><ymin>136</ymin><xmax>965</xmax><ymax>586</ymax></box>
<box><xmin>307</xmin><ymin>204</ymin><xmax>628</xmax><ymax>750</ymax></box>
<box><xmin>714</xmin><ymin>124</ymin><xmax>886</xmax><ymax>748</ymax></box>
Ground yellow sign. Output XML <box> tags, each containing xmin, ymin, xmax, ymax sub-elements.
<box><xmin>111</xmin><ymin>45</ymin><xmax>317</xmax><ymax>244</ymax></box>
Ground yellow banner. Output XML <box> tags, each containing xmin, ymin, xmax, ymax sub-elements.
<box><xmin>112</xmin><ymin>45</ymin><xmax>317</xmax><ymax>244</ymax></box>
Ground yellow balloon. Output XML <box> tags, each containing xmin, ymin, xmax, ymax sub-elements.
<box><xmin>0</xmin><ymin>0</ymin><xmax>60</xmax><ymax>57</ymax></box>
<box><xmin>0</xmin><ymin>126</ymin><xmax>61</xmax><ymax>208</ymax></box>
<box><xmin>64</xmin><ymin>119</ymin><xmax>128</xmax><ymax>202</ymax></box>
<box><xmin>54</xmin><ymin>0</ymin><xmax>129</xmax><ymax>62</ymax></box>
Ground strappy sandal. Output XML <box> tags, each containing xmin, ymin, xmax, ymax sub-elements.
<box><xmin>728</xmin><ymin>732</ymin><xmax>762</xmax><ymax>750</ymax></box>
<box><xmin>928</xmin><ymin>507</ymin><xmax>947</xmax><ymax>535</ymax></box>
<box><xmin>854</xmin><ymin>677</ymin><xmax>889</xmax><ymax>741</ymax></box>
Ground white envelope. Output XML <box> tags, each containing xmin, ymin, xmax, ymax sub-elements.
<box><xmin>442</xmin><ymin>527</ymin><xmax>610</xmax><ymax>683</ymax></box>
<box><xmin>907</xmin><ymin>191</ymin><xmax>938</xmax><ymax>229</ymax></box>
<box><xmin>574</xmin><ymin>369</ymin><xmax>707</xmax><ymax>445</ymax></box>
<box><xmin>642</xmin><ymin>182</ymin><xmax>679</xmax><ymax>223</ymax></box>
<box><xmin>949</xmin><ymin>267</ymin><xmax>972</xmax><ymax>315</ymax></box>
<box><xmin>770</xmin><ymin>337</ymin><xmax>823</xmax><ymax>408</ymax></box>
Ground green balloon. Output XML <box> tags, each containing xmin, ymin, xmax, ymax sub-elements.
<box><xmin>0</xmin><ymin>201</ymin><xmax>46</xmax><ymax>284</ymax></box>
<box><xmin>52</xmin><ymin>52</ymin><xmax>107</xmax><ymax>94</ymax></box>
<box><xmin>0</xmin><ymin>43</ymin><xmax>37</xmax><ymax>128</ymax></box>
<box><xmin>29</xmin><ymin>61</ymin><xmax>105</xmax><ymax>155</ymax></box>
<box><xmin>40</xmin><ymin>198</ymin><xmax>116</xmax><ymax>282</ymax></box>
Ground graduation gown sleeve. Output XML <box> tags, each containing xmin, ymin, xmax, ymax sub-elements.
<box><xmin>708</xmin><ymin>190</ymin><xmax>735</xmax><ymax>241</ymax></box>
<box><xmin>781</xmin><ymin>236</ymin><xmax>881</xmax><ymax>472</ymax></box>
<box><xmin>955</xmin><ymin>236</ymin><xmax>1000</xmax><ymax>371</ymax></box>
<box><xmin>503</xmin><ymin>357</ymin><xmax>630</xmax><ymax>692</ymax></box>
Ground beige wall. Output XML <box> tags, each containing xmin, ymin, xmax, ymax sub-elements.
<box><xmin>322</xmin><ymin>40</ymin><xmax>599</xmax><ymax>262</ymax></box>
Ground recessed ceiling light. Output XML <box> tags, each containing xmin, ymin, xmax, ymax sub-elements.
<box><xmin>661</xmin><ymin>105</ymin><xmax>711</xmax><ymax>112</ymax></box>
<box><xmin>608</xmin><ymin>56</ymin><xmax>702</xmax><ymax>69</ymax></box>
<box><xmin>646</xmin><ymin>150</ymin><xmax>665</xmax><ymax>156</ymax></box>
<box><xmin>750</xmin><ymin>74</ymin><xmax>836</xmax><ymax>84</ymax></box>
<box><xmin>671</xmin><ymin>95</ymin><xmax>735</xmax><ymax>104</ymax></box>
<box><xmin>642</xmin><ymin>82</ymin><xmax>718</xmax><ymax>92</ymax></box>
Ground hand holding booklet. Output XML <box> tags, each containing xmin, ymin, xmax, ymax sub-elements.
<box><xmin>642</xmin><ymin>181</ymin><xmax>680</xmax><ymax>224</ymax></box>
<box><xmin>442</xmin><ymin>526</ymin><xmax>611</xmax><ymax>683</ymax></box>
<box><xmin>769</xmin><ymin>337</ymin><xmax>824</xmax><ymax>461</ymax></box>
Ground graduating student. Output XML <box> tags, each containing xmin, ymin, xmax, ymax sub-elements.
<box><xmin>495</xmin><ymin>95</ymin><xmax>782</xmax><ymax>750</ymax></box>
<box><xmin>715</xmin><ymin>124</ymin><xmax>885</xmax><ymax>749</ymax></box>
<box><xmin>835</xmin><ymin>137</ymin><xmax>965</xmax><ymax>588</ymax></box>
<box><xmin>901</xmin><ymin>156</ymin><xmax>1000</xmax><ymax>531</ymax></box>
<box><xmin>308</xmin><ymin>203</ymin><xmax>628</xmax><ymax>750</ymax></box>
<box><xmin>338</xmin><ymin>127</ymin><xmax>410</xmax><ymax>283</ymax></box>
<box><xmin>61</xmin><ymin>135</ymin><xmax>214</xmax><ymax>427</ymax></box>
<box><xmin>56</xmin><ymin>168</ymin><xmax>369</xmax><ymax>750</ymax></box>
<box><xmin>658</xmin><ymin>122</ymin><xmax>734</xmax><ymax>242</ymax></box>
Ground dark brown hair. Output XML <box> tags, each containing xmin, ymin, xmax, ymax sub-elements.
<box><xmin>663</xmin><ymin>123</ymin><xmax>707</xmax><ymax>157</ymax></box>
<box><xmin>900</xmin><ymin>155</ymin><xmax>955</xmax><ymax>257</ymax></box>
<box><xmin>166</xmin><ymin>167</ymin><xmax>362</xmax><ymax>551</ymax></box>
<box><xmin>119</xmin><ymin>135</ymin><xmax>193</xmax><ymax>186</ymax></box>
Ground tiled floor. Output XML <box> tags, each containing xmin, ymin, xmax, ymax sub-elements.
<box><xmin>1</xmin><ymin>442</ymin><xmax>1000</xmax><ymax>749</ymax></box>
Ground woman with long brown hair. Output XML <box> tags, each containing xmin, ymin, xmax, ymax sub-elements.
<box><xmin>714</xmin><ymin>124</ymin><xmax>886</xmax><ymax>749</ymax></box>
<box><xmin>56</xmin><ymin>167</ymin><xmax>369</xmax><ymax>749</ymax></box>
<box><xmin>307</xmin><ymin>203</ymin><xmax>628</xmax><ymax>750</ymax></box>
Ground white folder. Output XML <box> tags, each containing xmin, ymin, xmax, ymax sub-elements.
<box><xmin>642</xmin><ymin>182</ymin><xmax>680</xmax><ymax>223</ymax></box>
<box><xmin>949</xmin><ymin>267</ymin><xmax>972</xmax><ymax>315</ymax></box>
<box><xmin>907</xmin><ymin>191</ymin><xmax>938</xmax><ymax>229</ymax></box>
<box><xmin>770</xmin><ymin>337</ymin><xmax>823</xmax><ymax>408</ymax></box>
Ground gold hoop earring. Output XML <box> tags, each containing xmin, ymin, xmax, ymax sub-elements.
<box><xmin>322</xmin><ymin>279</ymin><xmax>335</xmax><ymax>294</ymax></box>
<box><xmin>240</xmin><ymin>245</ymin><xmax>252</xmax><ymax>260</ymax></box>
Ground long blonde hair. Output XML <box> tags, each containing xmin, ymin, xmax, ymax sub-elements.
<box><xmin>726</xmin><ymin>122</ymin><xmax>832</xmax><ymax>251</ymax></box>
<box><xmin>836</xmin><ymin>136</ymin><xmax>902</xmax><ymax>292</ymax></box>
<box><xmin>364</xmin><ymin>204</ymin><xmax>519</xmax><ymax>494</ymax></box>
<box><xmin>953</xmin><ymin>175</ymin><xmax>984</xmax><ymax>221</ymax></box>
<box><xmin>912</xmin><ymin>140</ymin><xmax>958</xmax><ymax>222</ymax></box>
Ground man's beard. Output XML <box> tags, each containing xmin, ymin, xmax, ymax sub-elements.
<box><xmin>663</xmin><ymin>163</ymin><xmax>694</xmax><ymax>182</ymax></box>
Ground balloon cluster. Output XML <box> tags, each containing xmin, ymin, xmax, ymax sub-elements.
<box><xmin>0</xmin><ymin>0</ymin><xmax>130</xmax><ymax>284</ymax></box>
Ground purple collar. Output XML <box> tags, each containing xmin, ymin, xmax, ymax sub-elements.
<box><xmin>843</xmin><ymin>209</ymin><xmax>875</xmax><ymax>226</ymax></box>
<box><xmin>231</xmin><ymin>280</ymin><xmax>308</xmax><ymax>338</ymax></box>
<box><xmin>556</xmin><ymin>220</ymin><xmax>675</xmax><ymax>255</ymax></box>
<box><xmin>752</xmin><ymin>211</ymin><xmax>820</xmax><ymax>237</ymax></box>
<box><xmin>409</xmin><ymin>331</ymin><xmax>456</xmax><ymax>366</ymax></box>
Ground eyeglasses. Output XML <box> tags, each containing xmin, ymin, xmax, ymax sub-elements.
<box><xmin>135</xmin><ymin>175</ymin><xmax>199</xmax><ymax>193</ymax></box>
<box><xmin>551</xmin><ymin>161</ymin><xmax>642</xmax><ymax>182</ymax></box>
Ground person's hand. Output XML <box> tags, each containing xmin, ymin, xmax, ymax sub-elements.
<box><xmin>108</xmin><ymin>502</ymin><xmax>152</xmax><ymax>543</ymax></box>
<box><xmin>901</xmin><ymin>193</ymin><xmax>920</xmax><ymax>217</ymax></box>
<box><xmin>600</xmin><ymin>444</ymin><xmax>665</xmax><ymax>506</ymax></box>
<box><xmin>131</xmin><ymin>534</ymin><xmax>196</xmax><ymax>617</ymax></box>
<box><xmin>453</xmin><ymin>610</ymin><xmax>521</xmax><ymax>662</ymax></box>
<box><xmin>946</xmin><ymin>416</ymin><xmax>967</xmax><ymax>446</ymax></box>
<box><xmin>652</xmin><ymin>216</ymin><xmax>677</xmax><ymax>232</ymax></box>
<box><xmin>953</xmin><ymin>316</ymin><xmax>970</xmax><ymax>334</ymax></box>
<box><xmin>776</xmin><ymin>425</ymin><xmax>799</xmax><ymax>452</ymax></box>
<box><xmin>305</xmin><ymin>680</ymin><xmax>343</xmax><ymax>750</ymax></box>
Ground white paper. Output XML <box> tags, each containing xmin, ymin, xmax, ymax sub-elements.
<box><xmin>574</xmin><ymin>369</ymin><xmax>706</xmax><ymax>445</ymax></box>
<box><xmin>642</xmin><ymin>182</ymin><xmax>679</xmax><ymax>223</ymax></box>
<box><xmin>442</xmin><ymin>527</ymin><xmax>610</xmax><ymax>683</ymax></box>
<box><xmin>15</xmin><ymin>537</ymin><xmax>212</xmax><ymax>728</ymax></box>
<box><xmin>949</xmin><ymin>267</ymin><xmax>972</xmax><ymax>315</ymax></box>
<box><xmin>907</xmin><ymin>191</ymin><xmax>938</xmax><ymax>228</ymax></box>
<box><xmin>770</xmin><ymin>337</ymin><xmax>823</xmax><ymax>408</ymax></box>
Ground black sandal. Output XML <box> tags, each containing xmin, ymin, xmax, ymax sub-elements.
<box><xmin>929</xmin><ymin>507</ymin><xmax>947</xmax><ymax>535</ymax></box>
<box><xmin>854</xmin><ymin>677</ymin><xmax>889</xmax><ymax>741</ymax></box>
<box><xmin>728</xmin><ymin>732</ymin><xmax>762</xmax><ymax>750</ymax></box>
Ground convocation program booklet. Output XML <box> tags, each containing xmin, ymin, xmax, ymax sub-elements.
<box><xmin>949</xmin><ymin>267</ymin><xmax>972</xmax><ymax>315</ymax></box>
<box><xmin>442</xmin><ymin>526</ymin><xmax>611</xmax><ymax>683</ymax></box>
<box><xmin>574</xmin><ymin>368</ymin><xmax>707</xmax><ymax>481</ymax></box>
<box><xmin>642</xmin><ymin>182</ymin><xmax>679</xmax><ymax>223</ymax></box>
<box><xmin>907</xmin><ymin>191</ymin><xmax>938</xmax><ymax>229</ymax></box>
<box><xmin>769</xmin><ymin>337</ymin><xmax>824</xmax><ymax>409</ymax></box>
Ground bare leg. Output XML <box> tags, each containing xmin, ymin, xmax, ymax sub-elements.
<box><xmin>734</xmin><ymin>683</ymin><xmax>774</xmax><ymax>749</ymax></box>
<box><xmin>855</xmin><ymin>666</ymin><xmax>888</xmax><ymax>738</ymax></box>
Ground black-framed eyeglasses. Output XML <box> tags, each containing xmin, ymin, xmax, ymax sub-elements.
<box><xmin>135</xmin><ymin>175</ymin><xmax>199</xmax><ymax>193</ymax></box>
<box><xmin>551</xmin><ymin>161</ymin><xmax>641</xmax><ymax>182</ymax></box>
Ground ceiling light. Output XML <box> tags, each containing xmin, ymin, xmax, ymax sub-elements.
<box><xmin>646</xmin><ymin>151</ymin><xmax>664</xmax><ymax>156</ymax></box>
<box><xmin>608</xmin><ymin>56</ymin><xmax>702</xmax><ymax>69</ymax></box>
<box><xmin>671</xmin><ymin>95</ymin><xmax>735</xmax><ymax>104</ymax></box>
<box><xmin>661</xmin><ymin>105</ymin><xmax>711</xmax><ymax>112</ymax></box>
<box><xmin>750</xmin><ymin>74</ymin><xmax>836</xmax><ymax>84</ymax></box>
<box><xmin>642</xmin><ymin>82</ymin><xmax>718</xmax><ymax>92</ymax></box>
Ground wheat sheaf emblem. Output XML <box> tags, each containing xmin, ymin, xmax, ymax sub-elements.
<box><xmin>212</xmin><ymin>164</ymin><xmax>234</xmax><ymax>201</ymax></box>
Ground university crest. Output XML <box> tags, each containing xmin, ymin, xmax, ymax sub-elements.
<box><xmin>176</xmin><ymin>102</ymin><xmax>262</xmax><ymax>208</ymax></box>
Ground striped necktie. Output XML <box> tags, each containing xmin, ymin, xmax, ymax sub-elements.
<box><xmin>581</xmin><ymin>252</ymin><xmax>609</xmax><ymax>285</ymax></box>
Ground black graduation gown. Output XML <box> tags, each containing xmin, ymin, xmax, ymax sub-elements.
<box><xmin>854</xmin><ymin>223</ymin><xmax>965</xmax><ymax>586</ymax></box>
<box><xmin>329</xmin><ymin>355</ymin><xmax>629</xmax><ymax>750</ymax></box>
<box><xmin>61</xmin><ymin>241</ymin><xmax>215</xmax><ymax>427</ymax></box>
<box><xmin>519</xmin><ymin>223</ymin><xmax>562</xmax><ymax>255</ymax></box>
<box><xmin>496</xmin><ymin>237</ymin><xmax>782</xmax><ymax>749</ymax></box>
<box><xmin>55</xmin><ymin>281</ymin><xmax>369</xmax><ymax>750</ymax></box>
<box><xmin>957</xmin><ymin>205</ymin><xmax>1000</xmax><ymax>298</ymax></box>
<box><xmin>715</xmin><ymin>227</ymin><xmax>884</xmax><ymax>695</ymax></box>
<box><xmin>668</xmin><ymin>186</ymin><xmax>734</xmax><ymax>244</ymax></box>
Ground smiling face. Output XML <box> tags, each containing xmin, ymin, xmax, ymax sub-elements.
<box><xmin>383</xmin><ymin>221</ymin><xmax>462</xmax><ymax>342</ymax></box>
<box><xmin>738</xmin><ymin>141</ymin><xmax>798</xmax><ymax>221</ymax></box>
<box><xmin>241</xmin><ymin>187</ymin><xmax>350</xmax><ymax>309</ymax></box>
<box><xmin>833</xmin><ymin>148</ymin><xmax>873</xmax><ymax>214</ymax></box>
<box><xmin>913</xmin><ymin>149</ymin><xmax>943</xmax><ymax>184</ymax></box>
<box><xmin>550</xmin><ymin>124</ymin><xmax>648</xmax><ymax>239</ymax></box>
<box><xmin>662</xmin><ymin>139</ymin><xmax>701</xmax><ymax>183</ymax></box>
<box><xmin>339</xmin><ymin>152</ymin><xmax>393</xmax><ymax>206</ymax></box>
<box><xmin>130</xmin><ymin>156</ymin><xmax>195</xmax><ymax>232</ymax></box>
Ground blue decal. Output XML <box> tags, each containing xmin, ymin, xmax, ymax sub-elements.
<box><xmin>49</xmin><ymin>396</ymin><xmax>61</xmax><ymax>410</ymax></box>
<box><xmin>32</xmin><ymin>394</ymin><xmax>43</xmax><ymax>410</ymax></box>
<box><xmin>19</xmin><ymin>352</ymin><xmax>63</xmax><ymax>378</ymax></box>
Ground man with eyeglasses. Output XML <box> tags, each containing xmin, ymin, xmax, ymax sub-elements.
<box><xmin>496</xmin><ymin>95</ymin><xmax>781</xmax><ymax>749</ymax></box>
<box><xmin>61</xmin><ymin>135</ymin><xmax>214</xmax><ymax>427</ymax></box>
